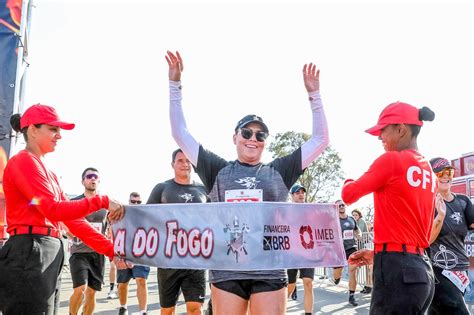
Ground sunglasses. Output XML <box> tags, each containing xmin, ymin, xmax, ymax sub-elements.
<box><xmin>240</xmin><ymin>127</ymin><xmax>268</xmax><ymax>142</ymax></box>
<box><xmin>84</xmin><ymin>173</ymin><xmax>99</xmax><ymax>180</ymax></box>
<box><xmin>436</xmin><ymin>168</ymin><xmax>455</xmax><ymax>178</ymax></box>
<box><xmin>338</xmin><ymin>204</ymin><xmax>346</xmax><ymax>208</ymax></box>
<box><xmin>130</xmin><ymin>200</ymin><xmax>142</xmax><ymax>204</ymax></box>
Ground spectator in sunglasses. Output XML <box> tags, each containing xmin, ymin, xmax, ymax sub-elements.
<box><xmin>117</xmin><ymin>191</ymin><xmax>150</xmax><ymax>315</ymax></box>
<box><xmin>129</xmin><ymin>192</ymin><xmax>142</xmax><ymax>205</ymax></box>
<box><xmin>427</xmin><ymin>157</ymin><xmax>474</xmax><ymax>315</ymax></box>
<box><xmin>342</xmin><ymin>101</ymin><xmax>437</xmax><ymax>314</ymax></box>
<box><xmin>287</xmin><ymin>185</ymin><xmax>317</xmax><ymax>314</ymax></box>
<box><xmin>68</xmin><ymin>167</ymin><xmax>109</xmax><ymax>315</ymax></box>
<box><xmin>0</xmin><ymin>104</ymin><xmax>126</xmax><ymax>314</ymax></box>
<box><xmin>332</xmin><ymin>200</ymin><xmax>361</xmax><ymax>306</ymax></box>
<box><xmin>166</xmin><ymin>51</ymin><xmax>328</xmax><ymax>315</ymax></box>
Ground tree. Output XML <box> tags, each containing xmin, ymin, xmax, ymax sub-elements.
<box><xmin>360</xmin><ymin>204</ymin><xmax>374</xmax><ymax>229</ymax></box>
<box><xmin>267</xmin><ymin>131</ymin><xmax>344</xmax><ymax>203</ymax></box>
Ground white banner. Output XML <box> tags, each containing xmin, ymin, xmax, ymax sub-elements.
<box><xmin>112</xmin><ymin>202</ymin><xmax>346</xmax><ymax>270</ymax></box>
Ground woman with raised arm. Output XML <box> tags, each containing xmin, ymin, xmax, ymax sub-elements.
<box><xmin>166</xmin><ymin>51</ymin><xmax>329</xmax><ymax>315</ymax></box>
<box><xmin>428</xmin><ymin>157</ymin><xmax>473</xmax><ymax>315</ymax></box>
<box><xmin>0</xmin><ymin>104</ymin><xmax>127</xmax><ymax>315</ymax></box>
<box><xmin>343</xmin><ymin>102</ymin><xmax>437</xmax><ymax>314</ymax></box>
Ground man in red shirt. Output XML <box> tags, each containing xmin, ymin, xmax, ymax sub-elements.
<box><xmin>342</xmin><ymin>102</ymin><xmax>437</xmax><ymax>314</ymax></box>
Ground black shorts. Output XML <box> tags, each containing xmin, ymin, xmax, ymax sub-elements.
<box><xmin>335</xmin><ymin>247</ymin><xmax>358</xmax><ymax>268</ymax></box>
<box><xmin>345</xmin><ymin>247</ymin><xmax>357</xmax><ymax>259</ymax></box>
<box><xmin>158</xmin><ymin>268</ymin><xmax>206</xmax><ymax>308</ymax></box>
<box><xmin>428</xmin><ymin>267</ymin><xmax>470</xmax><ymax>315</ymax></box>
<box><xmin>287</xmin><ymin>268</ymin><xmax>315</xmax><ymax>284</ymax></box>
<box><xmin>0</xmin><ymin>235</ymin><xmax>64</xmax><ymax>314</ymax></box>
<box><xmin>370</xmin><ymin>252</ymin><xmax>435</xmax><ymax>314</ymax></box>
<box><xmin>212</xmin><ymin>278</ymin><xmax>287</xmax><ymax>300</ymax></box>
<box><xmin>69</xmin><ymin>252</ymin><xmax>105</xmax><ymax>291</ymax></box>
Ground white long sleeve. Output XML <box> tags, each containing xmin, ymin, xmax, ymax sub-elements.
<box><xmin>301</xmin><ymin>91</ymin><xmax>329</xmax><ymax>169</ymax></box>
<box><xmin>169</xmin><ymin>80</ymin><xmax>200</xmax><ymax>166</ymax></box>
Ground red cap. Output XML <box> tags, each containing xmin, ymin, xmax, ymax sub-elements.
<box><xmin>20</xmin><ymin>104</ymin><xmax>75</xmax><ymax>130</ymax></box>
<box><xmin>365</xmin><ymin>102</ymin><xmax>422</xmax><ymax>136</ymax></box>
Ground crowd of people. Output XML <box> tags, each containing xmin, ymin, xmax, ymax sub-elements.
<box><xmin>0</xmin><ymin>50</ymin><xmax>472</xmax><ymax>315</ymax></box>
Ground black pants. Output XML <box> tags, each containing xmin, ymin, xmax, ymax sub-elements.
<box><xmin>0</xmin><ymin>235</ymin><xmax>64</xmax><ymax>315</ymax></box>
<box><xmin>428</xmin><ymin>267</ymin><xmax>470</xmax><ymax>315</ymax></box>
<box><xmin>370</xmin><ymin>251</ymin><xmax>435</xmax><ymax>315</ymax></box>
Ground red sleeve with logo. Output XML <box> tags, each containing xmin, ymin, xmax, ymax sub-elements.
<box><xmin>3</xmin><ymin>150</ymin><xmax>109</xmax><ymax>234</ymax></box>
<box><xmin>64</xmin><ymin>219</ymin><xmax>114</xmax><ymax>259</ymax></box>
<box><xmin>342</xmin><ymin>150</ymin><xmax>436</xmax><ymax>248</ymax></box>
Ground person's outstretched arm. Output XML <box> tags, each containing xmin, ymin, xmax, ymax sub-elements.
<box><xmin>300</xmin><ymin>63</ymin><xmax>329</xmax><ymax>169</ymax></box>
<box><xmin>166</xmin><ymin>51</ymin><xmax>200</xmax><ymax>166</ymax></box>
<box><xmin>429</xmin><ymin>193</ymin><xmax>446</xmax><ymax>243</ymax></box>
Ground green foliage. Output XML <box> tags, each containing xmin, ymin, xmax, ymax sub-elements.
<box><xmin>268</xmin><ymin>131</ymin><xmax>344</xmax><ymax>203</ymax></box>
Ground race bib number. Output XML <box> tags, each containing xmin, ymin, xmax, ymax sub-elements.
<box><xmin>343</xmin><ymin>230</ymin><xmax>354</xmax><ymax>240</ymax></box>
<box><xmin>73</xmin><ymin>222</ymin><xmax>103</xmax><ymax>245</ymax></box>
<box><xmin>225</xmin><ymin>189</ymin><xmax>263</xmax><ymax>202</ymax></box>
<box><xmin>442</xmin><ymin>270</ymin><xmax>469</xmax><ymax>293</ymax></box>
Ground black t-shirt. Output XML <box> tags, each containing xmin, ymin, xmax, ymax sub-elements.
<box><xmin>339</xmin><ymin>215</ymin><xmax>359</xmax><ymax>251</ymax></box>
<box><xmin>70</xmin><ymin>193</ymin><xmax>108</xmax><ymax>254</ymax></box>
<box><xmin>430</xmin><ymin>194</ymin><xmax>474</xmax><ymax>271</ymax></box>
<box><xmin>147</xmin><ymin>179</ymin><xmax>210</xmax><ymax>204</ymax></box>
<box><xmin>195</xmin><ymin>145</ymin><xmax>303</xmax><ymax>282</ymax></box>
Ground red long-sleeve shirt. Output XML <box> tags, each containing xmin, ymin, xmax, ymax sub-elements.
<box><xmin>342</xmin><ymin>149</ymin><xmax>436</xmax><ymax>249</ymax></box>
<box><xmin>3</xmin><ymin>150</ymin><xmax>114</xmax><ymax>259</ymax></box>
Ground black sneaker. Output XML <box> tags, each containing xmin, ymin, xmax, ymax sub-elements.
<box><xmin>332</xmin><ymin>277</ymin><xmax>341</xmax><ymax>285</ymax></box>
<box><xmin>118</xmin><ymin>307</ymin><xmax>128</xmax><ymax>315</ymax></box>
<box><xmin>348</xmin><ymin>295</ymin><xmax>358</xmax><ymax>307</ymax></box>
<box><xmin>360</xmin><ymin>286</ymin><xmax>372</xmax><ymax>294</ymax></box>
<box><xmin>291</xmin><ymin>289</ymin><xmax>298</xmax><ymax>300</ymax></box>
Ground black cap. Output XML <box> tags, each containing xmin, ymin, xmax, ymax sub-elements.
<box><xmin>235</xmin><ymin>114</ymin><xmax>269</xmax><ymax>133</ymax></box>
<box><xmin>290</xmin><ymin>184</ymin><xmax>306</xmax><ymax>194</ymax></box>
<box><xmin>430</xmin><ymin>157</ymin><xmax>454</xmax><ymax>173</ymax></box>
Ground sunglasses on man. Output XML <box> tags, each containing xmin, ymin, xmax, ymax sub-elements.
<box><xmin>130</xmin><ymin>200</ymin><xmax>142</xmax><ymax>204</ymax></box>
<box><xmin>436</xmin><ymin>168</ymin><xmax>455</xmax><ymax>178</ymax></box>
<box><xmin>240</xmin><ymin>127</ymin><xmax>268</xmax><ymax>142</ymax></box>
<box><xmin>84</xmin><ymin>173</ymin><xmax>99</xmax><ymax>180</ymax></box>
<box><xmin>338</xmin><ymin>204</ymin><xmax>346</xmax><ymax>208</ymax></box>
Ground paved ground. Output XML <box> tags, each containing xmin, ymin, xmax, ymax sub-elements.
<box><xmin>58</xmin><ymin>263</ymin><xmax>371</xmax><ymax>315</ymax></box>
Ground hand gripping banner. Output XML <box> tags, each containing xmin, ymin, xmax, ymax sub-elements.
<box><xmin>112</xmin><ymin>202</ymin><xmax>347</xmax><ymax>270</ymax></box>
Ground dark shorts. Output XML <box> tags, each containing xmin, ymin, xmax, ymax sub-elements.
<box><xmin>287</xmin><ymin>268</ymin><xmax>315</xmax><ymax>283</ymax></box>
<box><xmin>0</xmin><ymin>235</ymin><xmax>64</xmax><ymax>315</ymax></box>
<box><xmin>117</xmin><ymin>265</ymin><xmax>150</xmax><ymax>283</ymax></box>
<box><xmin>370</xmin><ymin>252</ymin><xmax>435</xmax><ymax>314</ymax></box>
<box><xmin>212</xmin><ymin>278</ymin><xmax>287</xmax><ymax>300</ymax></box>
<box><xmin>335</xmin><ymin>247</ymin><xmax>358</xmax><ymax>269</ymax></box>
<box><xmin>158</xmin><ymin>268</ymin><xmax>206</xmax><ymax>308</ymax></box>
<box><xmin>428</xmin><ymin>267</ymin><xmax>469</xmax><ymax>315</ymax></box>
<box><xmin>69</xmin><ymin>252</ymin><xmax>105</xmax><ymax>291</ymax></box>
<box><xmin>345</xmin><ymin>247</ymin><xmax>358</xmax><ymax>260</ymax></box>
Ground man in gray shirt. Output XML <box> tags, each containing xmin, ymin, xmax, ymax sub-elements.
<box><xmin>333</xmin><ymin>200</ymin><xmax>361</xmax><ymax>307</ymax></box>
<box><xmin>68</xmin><ymin>167</ymin><xmax>109</xmax><ymax>315</ymax></box>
